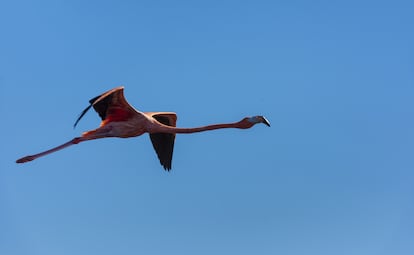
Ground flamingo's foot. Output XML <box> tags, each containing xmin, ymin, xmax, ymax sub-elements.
<box><xmin>16</xmin><ymin>155</ymin><xmax>35</xmax><ymax>163</ymax></box>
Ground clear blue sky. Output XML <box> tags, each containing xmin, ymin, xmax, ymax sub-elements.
<box><xmin>1</xmin><ymin>1</ymin><xmax>413</xmax><ymax>254</ymax></box>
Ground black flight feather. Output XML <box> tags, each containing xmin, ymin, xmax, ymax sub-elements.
<box><xmin>150</xmin><ymin>116</ymin><xmax>176</xmax><ymax>171</ymax></box>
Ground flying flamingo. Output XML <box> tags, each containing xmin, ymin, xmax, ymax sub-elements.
<box><xmin>16</xmin><ymin>86</ymin><xmax>270</xmax><ymax>170</ymax></box>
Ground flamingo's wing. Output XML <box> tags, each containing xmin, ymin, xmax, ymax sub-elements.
<box><xmin>149</xmin><ymin>113</ymin><xmax>177</xmax><ymax>171</ymax></box>
<box><xmin>74</xmin><ymin>86</ymin><xmax>136</xmax><ymax>127</ymax></box>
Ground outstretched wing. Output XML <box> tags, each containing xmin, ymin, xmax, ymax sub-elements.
<box><xmin>74</xmin><ymin>86</ymin><xmax>137</xmax><ymax>128</ymax></box>
<box><xmin>149</xmin><ymin>113</ymin><xmax>177</xmax><ymax>171</ymax></box>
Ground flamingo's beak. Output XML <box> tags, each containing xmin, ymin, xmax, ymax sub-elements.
<box><xmin>261</xmin><ymin>116</ymin><xmax>271</xmax><ymax>127</ymax></box>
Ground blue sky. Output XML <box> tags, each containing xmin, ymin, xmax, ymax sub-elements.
<box><xmin>1</xmin><ymin>0</ymin><xmax>413</xmax><ymax>254</ymax></box>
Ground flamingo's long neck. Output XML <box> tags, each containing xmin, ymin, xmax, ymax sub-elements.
<box><xmin>153</xmin><ymin>121</ymin><xmax>246</xmax><ymax>134</ymax></box>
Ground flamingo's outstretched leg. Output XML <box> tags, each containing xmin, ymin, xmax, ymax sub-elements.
<box><xmin>16</xmin><ymin>125</ymin><xmax>114</xmax><ymax>164</ymax></box>
<box><xmin>16</xmin><ymin>137</ymin><xmax>84</xmax><ymax>163</ymax></box>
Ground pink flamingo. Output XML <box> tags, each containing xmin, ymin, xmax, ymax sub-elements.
<box><xmin>16</xmin><ymin>86</ymin><xmax>270</xmax><ymax>170</ymax></box>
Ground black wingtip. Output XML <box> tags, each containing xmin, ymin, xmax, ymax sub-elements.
<box><xmin>73</xmin><ymin>104</ymin><xmax>93</xmax><ymax>129</ymax></box>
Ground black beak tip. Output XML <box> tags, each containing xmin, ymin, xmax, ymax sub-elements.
<box><xmin>262</xmin><ymin>117</ymin><xmax>271</xmax><ymax>127</ymax></box>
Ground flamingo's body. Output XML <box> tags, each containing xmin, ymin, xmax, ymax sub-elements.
<box><xmin>16</xmin><ymin>86</ymin><xmax>270</xmax><ymax>170</ymax></box>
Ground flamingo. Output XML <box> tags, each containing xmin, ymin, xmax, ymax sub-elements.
<box><xmin>16</xmin><ymin>86</ymin><xmax>270</xmax><ymax>170</ymax></box>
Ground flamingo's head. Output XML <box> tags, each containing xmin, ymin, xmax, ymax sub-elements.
<box><xmin>239</xmin><ymin>115</ymin><xmax>270</xmax><ymax>129</ymax></box>
<box><xmin>247</xmin><ymin>116</ymin><xmax>271</xmax><ymax>127</ymax></box>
